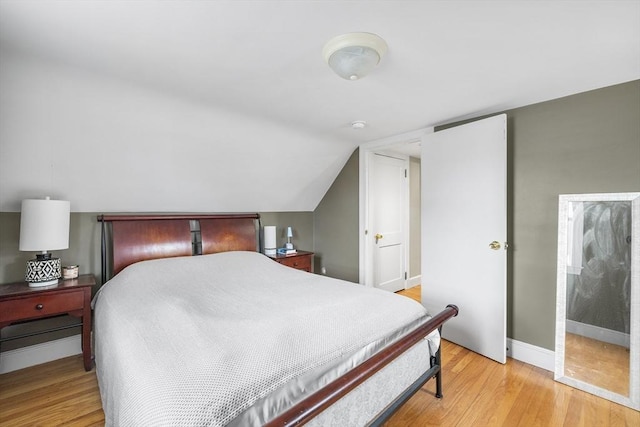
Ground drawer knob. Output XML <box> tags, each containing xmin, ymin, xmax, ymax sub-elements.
<box><xmin>293</xmin><ymin>262</ymin><xmax>298</xmax><ymax>266</ymax></box>
<box><xmin>35</xmin><ymin>304</ymin><xmax>44</xmax><ymax>310</ymax></box>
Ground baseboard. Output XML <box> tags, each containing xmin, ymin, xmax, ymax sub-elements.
<box><xmin>407</xmin><ymin>275</ymin><xmax>421</xmax><ymax>289</ymax></box>
<box><xmin>566</xmin><ymin>319</ymin><xmax>630</xmax><ymax>348</ymax></box>
<box><xmin>506</xmin><ymin>338</ymin><xmax>555</xmax><ymax>372</ymax></box>
<box><xmin>0</xmin><ymin>334</ymin><xmax>81</xmax><ymax>374</ymax></box>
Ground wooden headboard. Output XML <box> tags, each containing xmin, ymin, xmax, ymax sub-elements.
<box><xmin>98</xmin><ymin>214</ymin><xmax>260</xmax><ymax>280</ymax></box>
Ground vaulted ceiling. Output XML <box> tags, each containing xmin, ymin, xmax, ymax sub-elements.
<box><xmin>1</xmin><ymin>1</ymin><xmax>638</xmax><ymax>212</ymax></box>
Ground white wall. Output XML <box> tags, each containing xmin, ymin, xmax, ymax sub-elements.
<box><xmin>0</xmin><ymin>51</ymin><xmax>355</xmax><ymax>212</ymax></box>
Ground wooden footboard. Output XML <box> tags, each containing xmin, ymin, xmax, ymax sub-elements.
<box><xmin>265</xmin><ymin>304</ymin><xmax>459</xmax><ymax>426</ymax></box>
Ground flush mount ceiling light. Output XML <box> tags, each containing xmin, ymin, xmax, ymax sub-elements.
<box><xmin>351</xmin><ymin>120</ymin><xmax>367</xmax><ymax>129</ymax></box>
<box><xmin>323</xmin><ymin>32</ymin><xmax>387</xmax><ymax>80</ymax></box>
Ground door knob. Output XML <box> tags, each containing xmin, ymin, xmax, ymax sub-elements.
<box><xmin>489</xmin><ymin>241</ymin><xmax>501</xmax><ymax>250</ymax></box>
<box><xmin>375</xmin><ymin>233</ymin><xmax>383</xmax><ymax>243</ymax></box>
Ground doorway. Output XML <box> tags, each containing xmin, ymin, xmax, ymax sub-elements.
<box><xmin>359</xmin><ymin>129</ymin><xmax>430</xmax><ymax>289</ymax></box>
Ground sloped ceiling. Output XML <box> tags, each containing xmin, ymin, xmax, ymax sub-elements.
<box><xmin>0</xmin><ymin>1</ymin><xmax>638</xmax><ymax>212</ymax></box>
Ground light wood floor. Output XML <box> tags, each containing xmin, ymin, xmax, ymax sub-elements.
<box><xmin>564</xmin><ymin>332</ymin><xmax>630</xmax><ymax>396</ymax></box>
<box><xmin>1</xmin><ymin>286</ymin><xmax>638</xmax><ymax>426</ymax></box>
<box><xmin>397</xmin><ymin>283</ymin><xmax>421</xmax><ymax>303</ymax></box>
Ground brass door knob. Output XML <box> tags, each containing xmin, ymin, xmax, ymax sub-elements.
<box><xmin>489</xmin><ymin>241</ymin><xmax>501</xmax><ymax>250</ymax></box>
<box><xmin>375</xmin><ymin>233</ymin><xmax>383</xmax><ymax>243</ymax></box>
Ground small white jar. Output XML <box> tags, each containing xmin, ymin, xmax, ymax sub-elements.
<box><xmin>62</xmin><ymin>265</ymin><xmax>79</xmax><ymax>280</ymax></box>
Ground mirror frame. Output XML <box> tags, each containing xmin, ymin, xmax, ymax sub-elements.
<box><xmin>555</xmin><ymin>192</ymin><xmax>639</xmax><ymax>410</ymax></box>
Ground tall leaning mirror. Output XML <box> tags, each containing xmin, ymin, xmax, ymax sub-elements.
<box><xmin>555</xmin><ymin>192</ymin><xmax>639</xmax><ymax>411</ymax></box>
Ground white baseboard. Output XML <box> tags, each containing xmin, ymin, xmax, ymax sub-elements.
<box><xmin>0</xmin><ymin>334</ymin><xmax>82</xmax><ymax>374</ymax></box>
<box><xmin>507</xmin><ymin>338</ymin><xmax>555</xmax><ymax>372</ymax></box>
<box><xmin>566</xmin><ymin>320</ymin><xmax>630</xmax><ymax>348</ymax></box>
<box><xmin>407</xmin><ymin>275</ymin><xmax>421</xmax><ymax>289</ymax></box>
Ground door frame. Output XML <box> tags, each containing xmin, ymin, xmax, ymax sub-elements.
<box><xmin>358</xmin><ymin>127</ymin><xmax>434</xmax><ymax>287</ymax></box>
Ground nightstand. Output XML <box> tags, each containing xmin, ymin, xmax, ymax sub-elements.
<box><xmin>269</xmin><ymin>250</ymin><xmax>314</xmax><ymax>272</ymax></box>
<box><xmin>0</xmin><ymin>274</ymin><xmax>96</xmax><ymax>371</ymax></box>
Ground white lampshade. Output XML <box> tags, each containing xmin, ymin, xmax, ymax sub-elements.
<box><xmin>19</xmin><ymin>198</ymin><xmax>70</xmax><ymax>252</ymax></box>
<box><xmin>323</xmin><ymin>32</ymin><xmax>387</xmax><ymax>80</ymax></box>
<box><xmin>286</xmin><ymin>226</ymin><xmax>293</xmax><ymax>238</ymax></box>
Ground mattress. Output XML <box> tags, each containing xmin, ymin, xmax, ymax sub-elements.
<box><xmin>92</xmin><ymin>251</ymin><xmax>439</xmax><ymax>426</ymax></box>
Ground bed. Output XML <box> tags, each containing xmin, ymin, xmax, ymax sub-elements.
<box><xmin>93</xmin><ymin>214</ymin><xmax>458</xmax><ymax>426</ymax></box>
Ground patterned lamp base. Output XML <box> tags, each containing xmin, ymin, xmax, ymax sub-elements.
<box><xmin>25</xmin><ymin>256</ymin><xmax>61</xmax><ymax>287</ymax></box>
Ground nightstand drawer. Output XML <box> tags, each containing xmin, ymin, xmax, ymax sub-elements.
<box><xmin>268</xmin><ymin>250</ymin><xmax>314</xmax><ymax>273</ymax></box>
<box><xmin>0</xmin><ymin>290</ymin><xmax>84</xmax><ymax>323</ymax></box>
<box><xmin>277</xmin><ymin>255</ymin><xmax>312</xmax><ymax>271</ymax></box>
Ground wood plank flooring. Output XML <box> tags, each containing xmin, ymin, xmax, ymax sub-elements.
<box><xmin>0</xmin><ymin>355</ymin><xmax>104</xmax><ymax>426</ymax></box>
<box><xmin>564</xmin><ymin>332</ymin><xmax>630</xmax><ymax>396</ymax></box>
<box><xmin>0</xmin><ymin>285</ymin><xmax>638</xmax><ymax>426</ymax></box>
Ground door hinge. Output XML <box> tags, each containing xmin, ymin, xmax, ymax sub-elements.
<box><xmin>404</xmin><ymin>272</ymin><xmax>407</xmax><ymax>280</ymax></box>
<box><xmin>404</xmin><ymin>169</ymin><xmax>407</xmax><ymax>178</ymax></box>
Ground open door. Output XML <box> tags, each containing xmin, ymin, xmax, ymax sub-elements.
<box><xmin>421</xmin><ymin>114</ymin><xmax>507</xmax><ymax>364</ymax></box>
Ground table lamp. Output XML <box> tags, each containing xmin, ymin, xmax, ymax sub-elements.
<box><xmin>285</xmin><ymin>226</ymin><xmax>294</xmax><ymax>250</ymax></box>
<box><xmin>19</xmin><ymin>197</ymin><xmax>70</xmax><ymax>287</ymax></box>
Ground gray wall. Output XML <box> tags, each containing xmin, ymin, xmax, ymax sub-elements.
<box><xmin>316</xmin><ymin>80</ymin><xmax>640</xmax><ymax>351</ymax></box>
<box><xmin>313</xmin><ymin>149</ymin><xmax>360</xmax><ymax>282</ymax></box>
<box><xmin>505</xmin><ymin>80</ymin><xmax>639</xmax><ymax>349</ymax></box>
<box><xmin>259</xmin><ymin>212</ymin><xmax>314</xmax><ymax>254</ymax></box>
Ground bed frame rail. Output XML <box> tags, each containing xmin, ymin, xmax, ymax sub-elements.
<box><xmin>265</xmin><ymin>304</ymin><xmax>459</xmax><ymax>426</ymax></box>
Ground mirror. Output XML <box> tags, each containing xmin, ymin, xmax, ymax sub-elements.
<box><xmin>555</xmin><ymin>192</ymin><xmax>639</xmax><ymax>410</ymax></box>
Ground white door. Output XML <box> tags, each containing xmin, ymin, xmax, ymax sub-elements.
<box><xmin>421</xmin><ymin>114</ymin><xmax>507</xmax><ymax>364</ymax></box>
<box><xmin>369</xmin><ymin>153</ymin><xmax>408</xmax><ymax>292</ymax></box>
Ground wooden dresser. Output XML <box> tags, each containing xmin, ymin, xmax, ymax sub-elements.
<box><xmin>269</xmin><ymin>250</ymin><xmax>314</xmax><ymax>273</ymax></box>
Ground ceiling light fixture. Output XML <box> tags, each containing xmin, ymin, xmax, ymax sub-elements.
<box><xmin>323</xmin><ymin>32</ymin><xmax>387</xmax><ymax>81</ymax></box>
<box><xmin>351</xmin><ymin>120</ymin><xmax>367</xmax><ymax>129</ymax></box>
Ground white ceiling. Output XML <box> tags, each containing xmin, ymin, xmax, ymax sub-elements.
<box><xmin>0</xmin><ymin>1</ymin><xmax>638</xmax><ymax>212</ymax></box>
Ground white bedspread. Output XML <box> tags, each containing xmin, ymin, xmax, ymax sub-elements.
<box><xmin>93</xmin><ymin>251</ymin><xmax>438</xmax><ymax>426</ymax></box>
